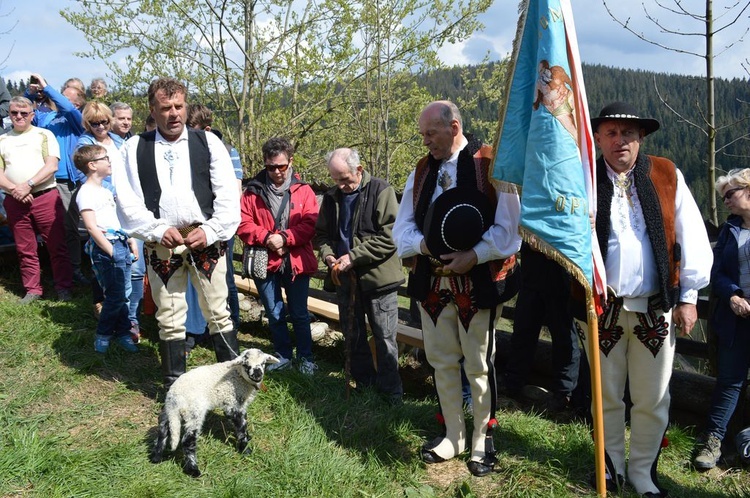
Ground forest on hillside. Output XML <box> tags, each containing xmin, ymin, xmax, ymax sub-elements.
<box><xmin>7</xmin><ymin>63</ymin><xmax>748</xmax><ymax>219</ymax></box>
<box><xmin>416</xmin><ymin>63</ymin><xmax>750</xmax><ymax>220</ymax></box>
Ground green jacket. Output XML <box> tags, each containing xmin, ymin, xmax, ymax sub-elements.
<box><xmin>314</xmin><ymin>171</ymin><xmax>405</xmax><ymax>295</ymax></box>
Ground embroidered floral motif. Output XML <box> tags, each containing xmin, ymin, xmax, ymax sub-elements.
<box><xmin>420</xmin><ymin>275</ymin><xmax>478</xmax><ymax>330</ymax></box>
<box><xmin>450</xmin><ymin>276</ymin><xmax>477</xmax><ymax>331</ymax></box>
<box><xmin>598</xmin><ymin>297</ymin><xmax>624</xmax><ymax>356</ymax></box>
<box><xmin>148</xmin><ymin>247</ymin><xmax>183</xmax><ymax>286</ymax></box>
<box><xmin>186</xmin><ymin>242</ymin><xmax>227</xmax><ymax>282</ymax></box>
<box><xmin>422</xmin><ymin>285</ymin><xmax>451</xmax><ymax>326</ymax></box>
<box><xmin>634</xmin><ymin>308</ymin><xmax>669</xmax><ymax>357</ymax></box>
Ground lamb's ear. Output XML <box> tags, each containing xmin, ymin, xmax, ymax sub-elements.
<box><xmin>264</xmin><ymin>353</ymin><xmax>280</xmax><ymax>365</ymax></box>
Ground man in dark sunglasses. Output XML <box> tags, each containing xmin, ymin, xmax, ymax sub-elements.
<box><xmin>0</xmin><ymin>96</ymin><xmax>74</xmax><ymax>303</ymax></box>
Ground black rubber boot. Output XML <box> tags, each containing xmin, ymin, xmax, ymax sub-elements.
<box><xmin>212</xmin><ymin>330</ymin><xmax>240</xmax><ymax>363</ymax></box>
<box><xmin>159</xmin><ymin>339</ymin><xmax>187</xmax><ymax>391</ymax></box>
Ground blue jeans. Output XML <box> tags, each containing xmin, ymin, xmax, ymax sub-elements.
<box><xmin>185</xmin><ymin>273</ymin><xmax>208</xmax><ymax>335</ymax></box>
<box><xmin>129</xmin><ymin>239</ymin><xmax>145</xmax><ymax>325</ymax></box>
<box><xmin>91</xmin><ymin>239</ymin><xmax>132</xmax><ymax>337</ymax></box>
<box><xmin>706</xmin><ymin>322</ymin><xmax>750</xmax><ymax>441</ymax></box>
<box><xmin>254</xmin><ymin>271</ymin><xmax>312</xmax><ymax>361</ymax></box>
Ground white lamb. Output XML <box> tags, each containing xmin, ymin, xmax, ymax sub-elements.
<box><xmin>150</xmin><ymin>348</ymin><xmax>279</xmax><ymax>477</ymax></box>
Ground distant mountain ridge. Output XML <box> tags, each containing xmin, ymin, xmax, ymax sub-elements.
<box><xmin>416</xmin><ymin>62</ymin><xmax>750</xmax><ymax>218</ymax></box>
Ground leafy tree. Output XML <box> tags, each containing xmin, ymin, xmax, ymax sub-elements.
<box><xmin>62</xmin><ymin>0</ymin><xmax>492</xmax><ymax>184</ymax></box>
<box><xmin>603</xmin><ymin>0</ymin><xmax>750</xmax><ymax>225</ymax></box>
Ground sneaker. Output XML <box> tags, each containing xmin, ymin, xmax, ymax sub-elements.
<box><xmin>19</xmin><ymin>293</ymin><xmax>42</xmax><ymax>304</ymax></box>
<box><xmin>94</xmin><ymin>334</ymin><xmax>111</xmax><ymax>353</ymax></box>
<box><xmin>298</xmin><ymin>358</ymin><xmax>318</xmax><ymax>376</ymax></box>
<box><xmin>265</xmin><ymin>353</ymin><xmax>292</xmax><ymax>372</ymax></box>
<box><xmin>129</xmin><ymin>322</ymin><xmax>141</xmax><ymax>344</ymax></box>
<box><xmin>57</xmin><ymin>289</ymin><xmax>73</xmax><ymax>302</ymax></box>
<box><xmin>115</xmin><ymin>335</ymin><xmax>139</xmax><ymax>353</ymax></box>
<box><xmin>693</xmin><ymin>433</ymin><xmax>722</xmax><ymax>470</ymax></box>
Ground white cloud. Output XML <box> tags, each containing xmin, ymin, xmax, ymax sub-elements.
<box><xmin>1</xmin><ymin>0</ymin><xmax>748</xmax><ymax>88</ymax></box>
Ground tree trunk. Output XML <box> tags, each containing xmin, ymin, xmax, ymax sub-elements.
<box><xmin>707</xmin><ymin>0</ymin><xmax>718</xmax><ymax>226</ymax></box>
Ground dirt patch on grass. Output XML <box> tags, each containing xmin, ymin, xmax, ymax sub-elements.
<box><xmin>424</xmin><ymin>458</ymin><xmax>469</xmax><ymax>488</ymax></box>
<box><xmin>21</xmin><ymin>375</ymin><xmax>157</xmax><ymax>447</ymax></box>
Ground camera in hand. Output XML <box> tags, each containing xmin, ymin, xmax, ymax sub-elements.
<box><xmin>29</xmin><ymin>76</ymin><xmax>39</xmax><ymax>85</ymax></box>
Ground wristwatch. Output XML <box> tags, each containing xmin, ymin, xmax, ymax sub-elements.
<box><xmin>27</xmin><ymin>179</ymin><xmax>35</xmax><ymax>188</ymax></box>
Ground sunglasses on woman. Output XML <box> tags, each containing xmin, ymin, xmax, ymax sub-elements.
<box><xmin>265</xmin><ymin>163</ymin><xmax>289</xmax><ymax>172</ymax></box>
<box><xmin>723</xmin><ymin>187</ymin><xmax>745</xmax><ymax>201</ymax></box>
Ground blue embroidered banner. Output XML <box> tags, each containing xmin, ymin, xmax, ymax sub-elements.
<box><xmin>491</xmin><ymin>0</ymin><xmax>605</xmax><ymax>299</ymax></box>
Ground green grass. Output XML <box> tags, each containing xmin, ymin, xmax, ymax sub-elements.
<box><xmin>0</xmin><ymin>257</ymin><xmax>748</xmax><ymax>497</ymax></box>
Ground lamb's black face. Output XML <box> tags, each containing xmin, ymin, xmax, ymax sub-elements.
<box><xmin>243</xmin><ymin>364</ymin><xmax>264</xmax><ymax>383</ymax></box>
<box><xmin>236</xmin><ymin>349</ymin><xmax>276</xmax><ymax>384</ymax></box>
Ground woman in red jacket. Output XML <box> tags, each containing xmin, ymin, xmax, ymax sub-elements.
<box><xmin>237</xmin><ymin>137</ymin><xmax>319</xmax><ymax>375</ymax></box>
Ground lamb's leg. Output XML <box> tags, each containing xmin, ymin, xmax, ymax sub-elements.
<box><xmin>150</xmin><ymin>410</ymin><xmax>170</xmax><ymax>463</ymax></box>
<box><xmin>181</xmin><ymin>429</ymin><xmax>201</xmax><ymax>478</ymax></box>
<box><xmin>228</xmin><ymin>408</ymin><xmax>251</xmax><ymax>454</ymax></box>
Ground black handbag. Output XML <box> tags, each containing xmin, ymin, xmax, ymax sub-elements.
<box><xmin>241</xmin><ymin>246</ymin><xmax>268</xmax><ymax>279</ymax></box>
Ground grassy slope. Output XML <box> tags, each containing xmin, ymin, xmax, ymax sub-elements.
<box><xmin>0</xmin><ymin>258</ymin><xmax>748</xmax><ymax>498</ymax></box>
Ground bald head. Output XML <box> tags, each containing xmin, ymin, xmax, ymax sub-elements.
<box><xmin>418</xmin><ymin>100</ymin><xmax>463</xmax><ymax>161</ymax></box>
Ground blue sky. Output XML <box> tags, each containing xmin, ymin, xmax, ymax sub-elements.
<box><xmin>2</xmin><ymin>0</ymin><xmax>748</xmax><ymax>90</ymax></box>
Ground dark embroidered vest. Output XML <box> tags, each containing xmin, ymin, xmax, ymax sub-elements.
<box><xmin>595</xmin><ymin>153</ymin><xmax>680</xmax><ymax>311</ymax></box>
<box><xmin>136</xmin><ymin>129</ymin><xmax>214</xmax><ymax>219</ymax></box>
<box><xmin>407</xmin><ymin>138</ymin><xmax>513</xmax><ymax>309</ymax></box>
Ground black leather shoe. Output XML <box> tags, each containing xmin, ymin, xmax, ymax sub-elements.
<box><xmin>467</xmin><ymin>454</ymin><xmax>497</xmax><ymax>477</ymax></box>
<box><xmin>420</xmin><ymin>447</ymin><xmax>446</xmax><ymax>464</ymax></box>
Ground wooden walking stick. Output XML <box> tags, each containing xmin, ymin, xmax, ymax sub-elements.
<box><xmin>343</xmin><ymin>269</ymin><xmax>358</xmax><ymax>400</ymax></box>
<box><xmin>332</xmin><ymin>263</ymin><xmax>357</xmax><ymax>400</ymax></box>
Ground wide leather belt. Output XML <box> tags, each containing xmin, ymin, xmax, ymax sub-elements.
<box><xmin>428</xmin><ymin>256</ymin><xmax>460</xmax><ymax>277</ymax></box>
<box><xmin>177</xmin><ymin>223</ymin><xmax>202</xmax><ymax>237</ymax></box>
<box><xmin>31</xmin><ymin>187</ymin><xmax>56</xmax><ymax>198</ymax></box>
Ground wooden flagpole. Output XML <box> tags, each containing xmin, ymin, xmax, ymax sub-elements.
<box><xmin>586</xmin><ymin>294</ymin><xmax>606</xmax><ymax>497</ymax></box>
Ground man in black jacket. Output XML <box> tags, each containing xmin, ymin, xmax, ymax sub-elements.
<box><xmin>315</xmin><ymin>148</ymin><xmax>404</xmax><ymax>403</ymax></box>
